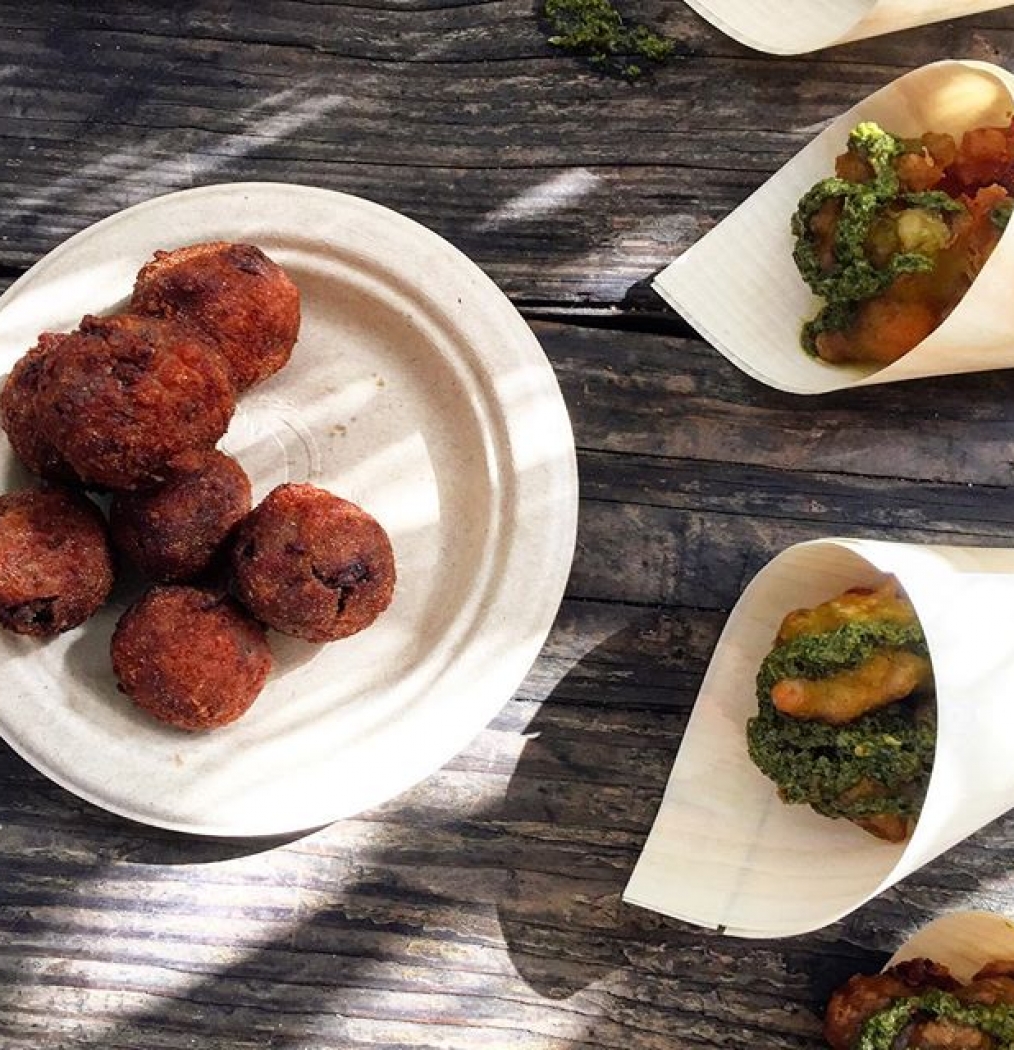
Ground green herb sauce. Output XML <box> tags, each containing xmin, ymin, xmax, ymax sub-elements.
<box><xmin>856</xmin><ymin>988</ymin><xmax>1014</xmax><ymax>1050</ymax></box>
<box><xmin>543</xmin><ymin>0</ymin><xmax>674</xmax><ymax>79</ymax></box>
<box><xmin>755</xmin><ymin>621</ymin><xmax>927</xmax><ymax>695</ymax></box>
<box><xmin>902</xmin><ymin>191</ymin><xmax>965</xmax><ymax>214</ymax></box>
<box><xmin>747</xmin><ymin>620</ymin><xmax>935</xmax><ymax>821</ymax></box>
<box><xmin>993</xmin><ymin>198</ymin><xmax>1014</xmax><ymax>231</ymax></box>
<box><xmin>790</xmin><ymin>122</ymin><xmax>966</xmax><ymax>354</ymax></box>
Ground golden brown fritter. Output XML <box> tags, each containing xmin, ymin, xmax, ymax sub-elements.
<box><xmin>230</xmin><ymin>483</ymin><xmax>395</xmax><ymax>642</ymax></box>
<box><xmin>111</xmin><ymin>585</ymin><xmax>272</xmax><ymax>731</ymax></box>
<box><xmin>825</xmin><ymin>958</ymin><xmax>1014</xmax><ymax>1049</ymax></box>
<box><xmin>771</xmin><ymin>576</ymin><xmax>933</xmax><ymax>726</ymax></box>
<box><xmin>957</xmin><ymin>964</ymin><xmax>1014</xmax><ymax>1007</ymax></box>
<box><xmin>110</xmin><ymin>449</ymin><xmax>251</xmax><ymax>583</ymax></box>
<box><xmin>776</xmin><ymin>579</ymin><xmax>920</xmax><ymax>644</ymax></box>
<box><xmin>771</xmin><ymin>648</ymin><xmax>933</xmax><ymax>725</ymax></box>
<box><xmin>0</xmin><ymin>333</ymin><xmax>79</xmax><ymax>482</ymax></box>
<box><xmin>749</xmin><ymin>571</ymin><xmax>935</xmax><ymax>843</ymax></box>
<box><xmin>903</xmin><ymin>1018</ymin><xmax>993</xmax><ymax>1049</ymax></box>
<box><xmin>834</xmin><ymin>778</ymin><xmax>914</xmax><ymax>843</ymax></box>
<box><xmin>969</xmin><ymin>961</ymin><xmax>1014</xmax><ymax>983</ymax></box>
<box><xmin>36</xmin><ymin>313</ymin><xmax>235</xmax><ymax>490</ymax></box>
<box><xmin>800</xmin><ymin>122</ymin><xmax>1014</xmax><ymax>366</ymax></box>
<box><xmin>131</xmin><ymin>241</ymin><xmax>300</xmax><ymax>391</ymax></box>
<box><xmin>825</xmin><ymin>959</ymin><xmax>960</xmax><ymax>1050</ymax></box>
<box><xmin>0</xmin><ymin>487</ymin><xmax>114</xmax><ymax>636</ymax></box>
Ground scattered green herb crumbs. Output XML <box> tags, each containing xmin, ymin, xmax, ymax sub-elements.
<box><xmin>746</xmin><ymin>619</ymin><xmax>935</xmax><ymax>821</ymax></box>
<box><xmin>543</xmin><ymin>0</ymin><xmax>674</xmax><ymax>79</ymax></box>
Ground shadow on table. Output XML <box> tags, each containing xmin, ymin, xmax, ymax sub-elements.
<box><xmin>492</xmin><ymin>634</ymin><xmax>671</xmax><ymax>999</ymax></box>
<box><xmin>0</xmin><ymin>622</ymin><xmax>674</xmax><ymax>1043</ymax></box>
<box><xmin>490</xmin><ymin>626</ymin><xmax>881</xmax><ymax>1014</ymax></box>
<box><xmin>492</xmin><ymin>625</ymin><xmax>1014</xmax><ymax>1018</ymax></box>
<box><xmin>0</xmin><ymin>741</ymin><xmax>311</xmax><ymax>863</ymax></box>
<box><xmin>4</xmin><ymin>618</ymin><xmax>1014</xmax><ymax>1047</ymax></box>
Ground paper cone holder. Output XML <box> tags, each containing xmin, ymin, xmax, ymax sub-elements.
<box><xmin>683</xmin><ymin>1</ymin><xmax>1012</xmax><ymax>56</ymax></box>
<box><xmin>624</xmin><ymin>538</ymin><xmax>1014</xmax><ymax>937</ymax></box>
<box><xmin>654</xmin><ymin>61</ymin><xmax>1014</xmax><ymax>394</ymax></box>
<box><xmin>889</xmin><ymin>911</ymin><xmax>1014</xmax><ymax>979</ymax></box>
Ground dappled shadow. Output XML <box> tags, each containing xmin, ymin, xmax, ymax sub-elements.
<box><xmin>7</xmin><ymin>600</ymin><xmax>1014</xmax><ymax>1046</ymax></box>
<box><xmin>6</xmin><ymin>6</ymin><xmax>1014</xmax><ymax>1048</ymax></box>
<box><xmin>0</xmin><ymin>742</ymin><xmax>311</xmax><ymax>865</ymax></box>
<box><xmin>3</xmin><ymin>0</ymin><xmax>1014</xmax><ymax>326</ymax></box>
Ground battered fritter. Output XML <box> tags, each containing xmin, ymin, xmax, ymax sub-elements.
<box><xmin>231</xmin><ymin>483</ymin><xmax>395</xmax><ymax>642</ymax></box>
<box><xmin>111</xmin><ymin>585</ymin><xmax>272</xmax><ymax>730</ymax></box>
<box><xmin>0</xmin><ymin>487</ymin><xmax>114</xmax><ymax>636</ymax></box>
<box><xmin>37</xmin><ymin>313</ymin><xmax>235</xmax><ymax>490</ymax></box>
<box><xmin>747</xmin><ymin>577</ymin><xmax>935</xmax><ymax>842</ymax></box>
<box><xmin>0</xmin><ymin>333</ymin><xmax>78</xmax><ymax>482</ymax></box>
<box><xmin>825</xmin><ymin>958</ymin><xmax>1014</xmax><ymax>1049</ymax></box>
<box><xmin>131</xmin><ymin>241</ymin><xmax>300</xmax><ymax>391</ymax></box>
<box><xmin>110</xmin><ymin>449</ymin><xmax>251</xmax><ymax>582</ymax></box>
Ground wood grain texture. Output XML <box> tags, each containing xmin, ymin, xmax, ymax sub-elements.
<box><xmin>5</xmin><ymin>3</ymin><xmax>1014</xmax><ymax>1049</ymax></box>
<box><xmin>0</xmin><ymin>1</ymin><xmax>1012</xmax><ymax>305</ymax></box>
<box><xmin>5</xmin><ymin>318</ymin><xmax>1014</xmax><ymax>1047</ymax></box>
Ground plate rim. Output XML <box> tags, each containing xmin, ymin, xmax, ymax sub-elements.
<box><xmin>0</xmin><ymin>181</ymin><xmax>578</xmax><ymax>837</ymax></box>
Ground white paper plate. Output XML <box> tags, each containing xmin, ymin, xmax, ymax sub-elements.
<box><xmin>0</xmin><ymin>182</ymin><xmax>578</xmax><ymax>837</ymax></box>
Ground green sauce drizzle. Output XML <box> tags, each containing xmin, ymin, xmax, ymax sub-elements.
<box><xmin>856</xmin><ymin>988</ymin><xmax>1014</xmax><ymax>1050</ymax></box>
<box><xmin>747</xmin><ymin>620</ymin><xmax>935</xmax><ymax>821</ymax></box>
<box><xmin>543</xmin><ymin>0</ymin><xmax>674</xmax><ymax>79</ymax></box>
<box><xmin>790</xmin><ymin>122</ymin><xmax>965</xmax><ymax>354</ymax></box>
<box><xmin>993</xmin><ymin>198</ymin><xmax>1014</xmax><ymax>231</ymax></box>
<box><xmin>755</xmin><ymin>620</ymin><xmax>927</xmax><ymax>695</ymax></box>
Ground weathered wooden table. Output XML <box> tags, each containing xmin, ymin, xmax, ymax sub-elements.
<box><xmin>5</xmin><ymin>4</ymin><xmax>1014</xmax><ymax>1047</ymax></box>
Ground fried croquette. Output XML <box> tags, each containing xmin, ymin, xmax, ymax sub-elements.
<box><xmin>111</xmin><ymin>585</ymin><xmax>272</xmax><ymax>730</ymax></box>
<box><xmin>0</xmin><ymin>333</ymin><xmax>79</xmax><ymax>482</ymax></box>
<box><xmin>131</xmin><ymin>241</ymin><xmax>300</xmax><ymax>391</ymax></box>
<box><xmin>37</xmin><ymin>313</ymin><xmax>235</xmax><ymax>490</ymax></box>
<box><xmin>825</xmin><ymin>958</ymin><xmax>1014</xmax><ymax>1050</ymax></box>
<box><xmin>231</xmin><ymin>483</ymin><xmax>395</xmax><ymax>642</ymax></box>
<box><xmin>110</xmin><ymin>449</ymin><xmax>251</xmax><ymax>583</ymax></box>
<box><xmin>0</xmin><ymin>488</ymin><xmax>113</xmax><ymax>636</ymax></box>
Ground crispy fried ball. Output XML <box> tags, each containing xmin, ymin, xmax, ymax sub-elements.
<box><xmin>824</xmin><ymin>959</ymin><xmax>961</xmax><ymax>1050</ymax></box>
<box><xmin>37</xmin><ymin>313</ymin><xmax>235</xmax><ymax>490</ymax></box>
<box><xmin>0</xmin><ymin>488</ymin><xmax>114</xmax><ymax>636</ymax></box>
<box><xmin>111</xmin><ymin>585</ymin><xmax>272</xmax><ymax>730</ymax></box>
<box><xmin>110</xmin><ymin>449</ymin><xmax>251</xmax><ymax>583</ymax></box>
<box><xmin>823</xmin><ymin>958</ymin><xmax>1014</xmax><ymax>1050</ymax></box>
<box><xmin>0</xmin><ymin>333</ymin><xmax>79</xmax><ymax>482</ymax></box>
<box><xmin>231</xmin><ymin>483</ymin><xmax>395</xmax><ymax>642</ymax></box>
<box><xmin>131</xmin><ymin>242</ymin><xmax>301</xmax><ymax>391</ymax></box>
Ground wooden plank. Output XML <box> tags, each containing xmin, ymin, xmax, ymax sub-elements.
<box><xmin>5</xmin><ymin>9</ymin><xmax>1014</xmax><ymax>1048</ymax></box>
<box><xmin>0</xmin><ymin>313</ymin><xmax>1012</xmax><ymax>1045</ymax></box>
<box><xmin>540</xmin><ymin>322</ymin><xmax>1014</xmax><ymax>486</ymax></box>
<box><xmin>3</xmin><ymin>715</ymin><xmax>1014</xmax><ymax>1050</ymax></box>
<box><xmin>1</xmin><ymin>3</ymin><xmax>1013</xmax><ymax>305</ymax></box>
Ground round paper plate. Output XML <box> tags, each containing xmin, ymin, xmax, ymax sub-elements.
<box><xmin>0</xmin><ymin>183</ymin><xmax>577</xmax><ymax>836</ymax></box>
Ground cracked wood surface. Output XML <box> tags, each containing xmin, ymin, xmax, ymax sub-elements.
<box><xmin>5</xmin><ymin>3</ymin><xmax>1014</xmax><ymax>1048</ymax></box>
